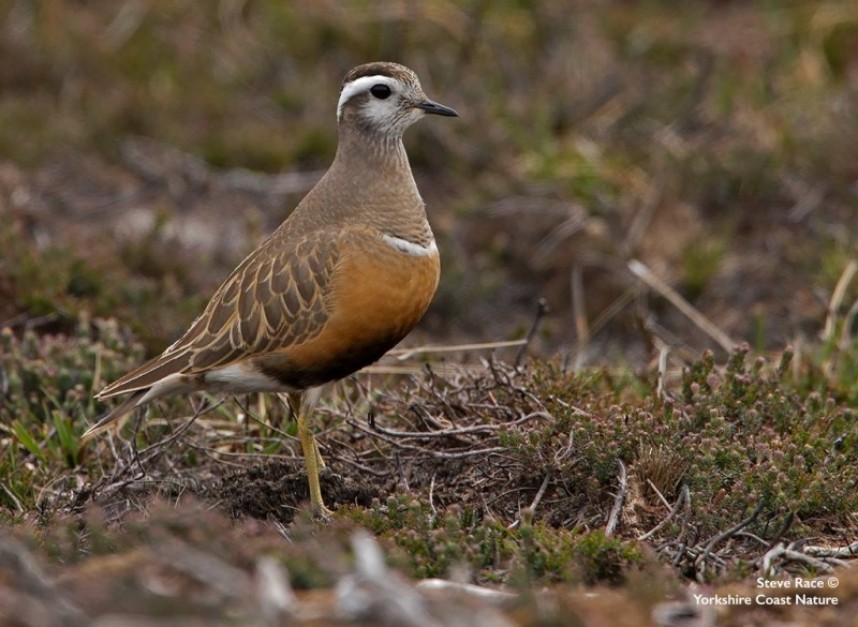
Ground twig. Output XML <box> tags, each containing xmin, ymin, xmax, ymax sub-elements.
<box><xmin>150</xmin><ymin>535</ymin><xmax>252</xmax><ymax>599</ymax></box>
<box><xmin>640</xmin><ymin>485</ymin><xmax>689</xmax><ymax>542</ymax></box>
<box><xmin>553</xmin><ymin>429</ymin><xmax>575</xmax><ymax>464</ymax></box>
<box><xmin>389</xmin><ymin>339</ymin><xmax>526</xmax><ymax>359</ymax></box>
<box><xmin>605</xmin><ymin>459</ymin><xmax>627</xmax><ymax>537</ymax></box>
<box><xmin>787</xmin><ymin>184</ymin><xmax>825</xmax><ymax>222</ymax></box>
<box><xmin>646</xmin><ymin>478</ymin><xmax>672</xmax><ymax>510</ymax></box>
<box><xmin>185</xmin><ymin>444</ymin><xmax>302</xmax><ymax>463</ymax></box>
<box><xmin>671</xmin><ymin>542</ymin><xmax>689</xmax><ymax>569</ymax></box>
<box><xmin>394</xmin><ymin>451</ymin><xmax>409</xmax><ymax>492</ymax></box>
<box><xmin>428</xmin><ymin>473</ymin><xmax>438</xmax><ymax>524</ymax></box>
<box><xmin>694</xmin><ymin>501</ymin><xmax>765</xmax><ymax>575</ymax></box>
<box><xmin>761</xmin><ymin>543</ymin><xmax>836</xmax><ymax>576</ymax></box>
<box><xmin>571</xmin><ymin>264</ymin><xmax>588</xmax><ymax>370</ymax></box>
<box><xmin>766</xmin><ymin>511</ymin><xmax>794</xmax><ymax>549</ymax></box>
<box><xmin>515</xmin><ymin>298</ymin><xmax>549</xmax><ymax>367</ymax></box>
<box><xmin>0</xmin><ymin>539</ymin><xmax>88</xmax><ymax>626</ymax></box>
<box><xmin>509</xmin><ymin>470</ymin><xmax>554</xmax><ymax>530</ymax></box>
<box><xmin>529</xmin><ymin>470</ymin><xmax>552</xmax><ymax>514</ymax></box>
<box><xmin>628</xmin><ymin>259</ymin><xmax>735</xmax><ymax>352</ymax></box>
<box><xmin>588</xmin><ymin>285</ymin><xmax>641</xmax><ymax>339</ymax></box>
<box><xmin>822</xmin><ymin>259</ymin><xmax>857</xmax><ymax>342</ymax></box>
<box><xmin>100</xmin><ymin>0</ymin><xmax>149</xmax><ymax>51</ymax></box>
<box><xmin>840</xmin><ymin>297</ymin><xmax>858</xmax><ymax>349</ymax></box>
<box><xmin>365</xmin><ymin>410</ymin><xmax>548</xmax><ymax>438</ymax></box>
<box><xmin>90</xmin><ymin>402</ymin><xmax>215</xmax><ymax>500</ymax></box>
<box><xmin>655</xmin><ymin>339</ymin><xmax>669</xmax><ymax>399</ymax></box>
<box><xmin>805</xmin><ymin>539</ymin><xmax>858</xmax><ymax>559</ymax></box>
<box><xmin>416</xmin><ymin>579</ymin><xmax>517</xmax><ymax>604</ymax></box>
<box><xmin>735</xmin><ymin>531</ymin><xmax>770</xmax><ymax>547</ymax></box>
<box><xmin>409</xmin><ymin>445</ymin><xmax>507</xmax><ymax>460</ymax></box>
<box><xmin>351</xmin><ymin>419</ymin><xmax>506</xmax><ymax>459</ymax></box>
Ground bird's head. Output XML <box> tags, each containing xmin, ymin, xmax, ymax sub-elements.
<box><xmin>337</xmin><ymin>62</ymin><xmax>458</xmax><ymax>137</ymax></box>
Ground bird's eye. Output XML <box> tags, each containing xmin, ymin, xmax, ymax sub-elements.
<box><xmin>370</xmin><ymin>84</ymin><xmax>392</xmax><ymax>99</ymax></box>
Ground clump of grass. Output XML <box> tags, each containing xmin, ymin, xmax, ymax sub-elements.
<box><xmin>636</xmin><ymin>443</ymin><xmax>686</xmax><ymax>504</ymax></box>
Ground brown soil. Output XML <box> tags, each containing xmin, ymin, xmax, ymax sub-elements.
<box><xmin>206</xmin><ymin>462</ymin><xmax>378</xmax><ymax>522</ymax></box>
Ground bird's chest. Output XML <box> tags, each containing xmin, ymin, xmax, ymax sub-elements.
<box><xmin>265</xmin><ymin>230</ymin><xmax>440</xmax><ymax>387</ymax></box>
<box><xmin>332</xmin><ymin>236</ymin><xmax>440</xmax><ymax>340</ymax></box>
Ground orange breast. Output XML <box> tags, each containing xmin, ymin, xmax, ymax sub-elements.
<box><xmin>270</xmin><ymin>234</ymin><xmax>440</xmax><ymax>386</ymax></box>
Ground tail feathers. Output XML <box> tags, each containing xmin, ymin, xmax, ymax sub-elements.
<box><xmin>96</xmin><ymin>350</ymin><xmax>191</xmax><ymax>400</ymax></box>
<box><xmin>80</xmin><ymin>391</ymin><xmax>147</xmax><ymax>445</ymax></box>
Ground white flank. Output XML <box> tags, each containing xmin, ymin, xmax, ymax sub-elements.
<box><xmin>337</xmin><ymin>75</ymin><xmax>398</xmax><ymax>121</ymax></box>
<box><xmin>382</xmin><ymin>234</ymin><xmax>438</xmax><ymax>257</ymax></box>
<box><xmin>204</xmin><ymin>363</ymin><xmax>287</xmax><ymax>394</ymax></box>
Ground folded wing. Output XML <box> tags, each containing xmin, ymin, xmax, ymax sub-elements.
<box><xmin>97</xmin><ymin>231</ymin><xmax>340</xmax><ymax>400</ymax></box>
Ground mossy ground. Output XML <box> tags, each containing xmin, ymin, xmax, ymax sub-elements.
<box><xmin>2</xmin><ymin>1</ymin><xmax>858</xmax><ymax>625</ymax></box>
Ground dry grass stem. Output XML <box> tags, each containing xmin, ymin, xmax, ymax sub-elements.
<box><xmin>628</xmin><ymin>259</ymin><xmax>735</xmax><ymax>352</ymax></box>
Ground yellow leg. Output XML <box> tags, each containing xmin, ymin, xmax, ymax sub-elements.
<box><xmin>288</xmin><ymin>392</ymin><xmax>332</xmax><ymax>517</ymax></box>
<box><xmin>311</xmin><ymin>431</ymin><xmax>326</xmax><ymax>471</ymax></box>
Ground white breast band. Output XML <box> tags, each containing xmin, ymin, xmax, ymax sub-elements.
<box><xmin>382</xmin><ymin>234</ymin><xmax>438</xmax><ymax>257</ymax></box>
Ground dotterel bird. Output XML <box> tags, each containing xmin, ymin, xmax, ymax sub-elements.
<box><xmin>83</xmin><ymin>61</ymin><xmax>458</xmax><ymax>516</ymax></box>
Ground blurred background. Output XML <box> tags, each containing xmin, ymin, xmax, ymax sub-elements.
<box><xmin>2</xmin><ymin>0</ymin><xmax>857</xmax><ymax>368</ymax></box>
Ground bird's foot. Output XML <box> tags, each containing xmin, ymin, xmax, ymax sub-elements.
<box><xmin>311</xmin><ymin>502</ymin><xmax>335</xmax><ymax>520</ymax></box>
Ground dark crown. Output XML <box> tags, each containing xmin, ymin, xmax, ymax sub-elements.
<box><xmin>342</xmin><ymin>62</ymin><xmax>418</xmax><ymax>88</ymax></box>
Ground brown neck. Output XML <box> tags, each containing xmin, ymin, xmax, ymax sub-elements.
<box><xmin>291</xmin><ymin>124</ymin><xmax>434</xmax><ymax>247</ymax></box>
<box><xmin>333</xmin><ymin>125</ymin><xmax>413</xmax><ymax>186</ymax></box>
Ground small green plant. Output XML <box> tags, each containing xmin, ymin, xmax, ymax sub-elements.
<box><xmin>342</xmin><ymin>496</ymin><xmax>644</xmax><ymax>585</ymax></box>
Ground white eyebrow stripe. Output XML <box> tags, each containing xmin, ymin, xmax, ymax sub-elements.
<box><xmin>337</xmin><ymin>75</ymin><xmax>397</xmax><ymax>121</ymax></box>
<box><xmin>382</xmin><ymin>234</ymin><xmax>438</xmax><ymax>257</ymax></box>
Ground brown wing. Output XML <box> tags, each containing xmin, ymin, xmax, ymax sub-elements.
<box><xmin>97</xmin><ymin>231</ymin><xmax>340</xmax><ymax>399</ymax></box>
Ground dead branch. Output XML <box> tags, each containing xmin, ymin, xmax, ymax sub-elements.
<box><xmin>761</xmin><ymin>543</ymin><xmax>836</xmax><ymax>576</ymax></box>
<box><xmin>804</xmin><ymin>540</ymin><xmax>858</xmax><ymax>560</ymax></box>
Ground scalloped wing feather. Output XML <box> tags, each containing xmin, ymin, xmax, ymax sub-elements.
<box><xmin>97</xmin><ymin>232</ymin><xmax>340</xmax><ymax>400</ymax></box>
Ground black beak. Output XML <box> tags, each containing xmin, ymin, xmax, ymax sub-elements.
<box><xmin>416</xmin><ymin>99</ymin><xmax>459</xmax><ymax>117</ymax></box>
